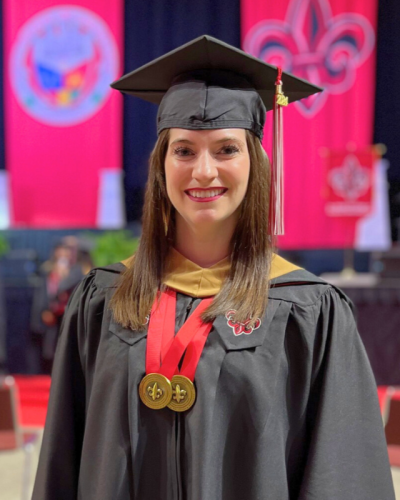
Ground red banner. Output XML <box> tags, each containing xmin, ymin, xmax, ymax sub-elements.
<box><xmin>322</xmin><ymin>147</ymin><xmax>377</xmax><ymax>218</ymax></box>
<box><xmin>4</xmin><ymin>1</ymin><xmax>123</xmax><ymax>227</ymax></box>
<box><xmin>242</xmin><ymin>0</ymin><xmax>378</xmax><ymax>248</ymax></box>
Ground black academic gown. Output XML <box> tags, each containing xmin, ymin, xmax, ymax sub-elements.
<box><xmin>32</xmin><ymin>263</ymin><xmax>395</xmax><ymax>500</ymax></box>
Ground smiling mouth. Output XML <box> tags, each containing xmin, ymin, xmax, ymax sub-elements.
<box><xmin>185</xmin><ymin>188</ymin><xmax>228</xmax><ymax>202</ymax></box>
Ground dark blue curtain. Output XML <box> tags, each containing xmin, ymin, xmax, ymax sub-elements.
<box><xmin>374</xmin><ymin>0</ymin><xmax>400</xmax><ymax>241</ymax></box>
<box><xmin>122</xmin><ymin>0</ymin><xmax>241</xmax><ymax>221</ymax></box>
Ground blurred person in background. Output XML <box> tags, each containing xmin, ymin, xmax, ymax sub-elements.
<box><xmin>56</xmin><ymin>237</ymin><xmax>94</xmax><ymax>299</ymax></box>
<box><xmin>30</xmin><ymin>237</ymin><xmax>93</xmax><ymax>373</ymax></box>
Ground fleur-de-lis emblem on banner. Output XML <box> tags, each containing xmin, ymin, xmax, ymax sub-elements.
<box><xmin>243</xmin><ymin>0</ymin><xmax>375</xmax><ymax>117</ymax></box>
<box><xmin>225</xmin><ymin>310</ymin><xmax>261</xmax><ymax>336</ymax></box>
<box><xmin>329</xmin><ymin>154</ymin><xmax>371</xmax><ymax>201</ymax></box>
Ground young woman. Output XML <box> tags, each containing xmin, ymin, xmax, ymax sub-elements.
<box><xmin>32</xmin><ymin>36</ymin><xmax>395</xmax><ymax>500</ymax></box>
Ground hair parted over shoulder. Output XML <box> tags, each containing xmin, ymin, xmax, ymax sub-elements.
<box><xmin>110</xmin><ymin>129</ymin><xmax>275</xmax><ymax>331</ymax></box>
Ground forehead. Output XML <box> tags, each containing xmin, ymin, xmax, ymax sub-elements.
<box><xmin>168</xmin><ymin>128</ymin><xmax>246</xmax><ymax>144</ymax></box>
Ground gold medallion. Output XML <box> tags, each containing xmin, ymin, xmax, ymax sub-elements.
<box><xmin>139</xmin><ymin>373</ymin><xmax>172</xmax><ymax>410</ymax></box>
<box><xmin>167</xmin><ymin>375</ymin><xmax>196</xmax><ymax>412</ymax></box>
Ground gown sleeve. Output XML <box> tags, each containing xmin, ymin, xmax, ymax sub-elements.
<box><xmin>298</xmin><ymin>287</ymin><xmax>395</xmax><ymax>500</ymax></box>
<box><xmin>32</xmin><ymin>272</ymin><xmax>96</xmax><ymax>500</ymax></box>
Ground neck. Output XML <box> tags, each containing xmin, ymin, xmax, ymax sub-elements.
<box><xmin>174</xmin><ymin>216</ymin><xmax>235</xmax><ymax>268</ymax></box>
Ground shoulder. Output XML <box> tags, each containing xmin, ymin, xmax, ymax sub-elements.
<box><xmin>73</xmin><ymin>262</ymin><xmax>125</xmax><ymax>292</ymax></box>
<box><xmin>271</xmin><ymin>269</ymin><xmax>360</xmax><ymax>374</ymax></box>
<box><xmin>269</xmin><ymin>267</ymin><xmax>352</xmax><ymax>310</ymax></box>
<box><xmin>86</xmin><ymin>262</ymin><xmax>126</xmax><ymax>289</ymax></box>
<box><xmin>59</xmin><ymin>263</ymin><xmax>126</xmax><ymax>341</ymax></box>
<box><xmin>65</xmin><ymin>262</ymin><xmax>126</xmax><ymax>313</ymax></box>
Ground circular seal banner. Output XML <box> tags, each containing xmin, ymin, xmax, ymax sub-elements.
<box><xmin>9</xmin><ymin>6</ymin><xmax>119</xmax><ymax>126</ymax></box>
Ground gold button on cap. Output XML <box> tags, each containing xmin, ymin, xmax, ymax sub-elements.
<box><xmin>167</xmin><ymin>375</ymin><xmax>196</xmax><ymax>412</ymax></box>
<box><xmin>139</xmin><ymin>373</ymin><xmax>172</xmax><ymax>410</ymax></box>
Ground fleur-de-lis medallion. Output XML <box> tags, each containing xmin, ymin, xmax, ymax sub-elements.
<box><xmin>168</xmin><ymin>375</ymin><xmax>196</xmax><ymax>412</ymax></box>
<box><xmin>139</xmin><ymin>373</ymin><xmax>172</xmax><ymax>410</ymax></box>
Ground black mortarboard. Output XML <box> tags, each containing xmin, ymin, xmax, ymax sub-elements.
<box><xmin>111</xmin><ymin>35</ymin><xmax>323</xmax><ymax>235</ymax></box>
<box><xmin>110</xmin><ymin>35</ymin><xmax>322</xmax><ymax>141</ymax></box>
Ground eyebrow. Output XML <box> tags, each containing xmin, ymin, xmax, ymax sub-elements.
<box><xmin>170</xmin><ymin>136</ymin><xmax>245</xmax><ymax>146</ymax></box>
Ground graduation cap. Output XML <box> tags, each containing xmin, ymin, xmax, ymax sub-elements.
<box><xmin>111</xmin><ymin>35</ymin><xmax>322</xmax><ymax>235</ymax></box>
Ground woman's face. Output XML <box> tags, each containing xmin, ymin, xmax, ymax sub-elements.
<box><xmin>165</xmin><ymin>128</ymin><xmax>250</xmax><ymax>229</ymax></box>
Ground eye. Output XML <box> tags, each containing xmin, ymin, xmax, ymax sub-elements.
<box><xmin>172</xmin><ymin>147</ymin><xmax>194</xmax><ymax>157</ymax></box>
<box><xmin>219</xmin><ymin>144</ymin><xmax>240</xmax><ymax>155</ymax></box>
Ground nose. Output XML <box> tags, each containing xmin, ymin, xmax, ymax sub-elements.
<box><xmin>192</xmin><ymin>151</ymin><xmax>218</xmax><ymax>185</ymax></box>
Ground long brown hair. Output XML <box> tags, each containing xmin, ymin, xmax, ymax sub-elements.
<box><xmin>110</xmin><ymin>129</ymin><xmax>274</xmax><ymax>330</ymax></box>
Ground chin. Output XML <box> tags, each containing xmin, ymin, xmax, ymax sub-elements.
<box><xmin>188</xmin><ymin>210</ymin><xmax>224</xmax><ymax>226</ymax></box>
<box><xmin>192</xmin><ymin>216</ymin><xmax>220</xmax><ymax>226</ymax></box>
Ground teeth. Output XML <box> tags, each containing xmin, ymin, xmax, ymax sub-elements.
<box><xmin>189</xmin><ymin>189</ymin><xmax>225</xmax><ymax>198</ymax></box>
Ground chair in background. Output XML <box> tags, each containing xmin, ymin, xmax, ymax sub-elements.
<box><xmin>0</xmin><ymin>375</ymin><xmax>40</xmax><ymax>500</ymax></box>
<box><xmin>379</xmin><ymin>385</ymin><xmax>400</xmax><ymax>468</ymax></box>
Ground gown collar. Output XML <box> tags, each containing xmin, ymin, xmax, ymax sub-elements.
<box><xmin>162</xmin><ymin>248</ymin><xmax>301</xmax><ymax>298</ymax></box>
<box><xmin>162</xmin><ymin>249</ymin><xmax>230</xmax><ymax>298</ymax></box>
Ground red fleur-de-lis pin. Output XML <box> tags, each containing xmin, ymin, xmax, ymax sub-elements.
<box><xmin>225</xmin><ymin>310</ymin><xmax>261</xmax><ymax>336</ymax></box>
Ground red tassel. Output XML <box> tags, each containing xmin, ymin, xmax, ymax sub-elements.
<box><xmin>271</xmin><ymin>67</ymin><xmax>288</xmax><ymax>236</ymax></box>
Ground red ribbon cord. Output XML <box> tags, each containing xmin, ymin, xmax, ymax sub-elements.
<box><xmin>145</xmin><ymin>288</ymin><xmax>176</xmax><ymax>373</ymax></box>
<box><xmin>179</xmin><ymin>323</ymin><xmax>212</xmax><ymax>381</ymax></box>
<box><xmin>145</xmin><ymin>290</ymin><xmax>213</xmax><ymax>382</ymax></box>
<box><xmin>275</xmin><ymin>66</ymin><xmax>282</xmax><ymax>85</ymax></box>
